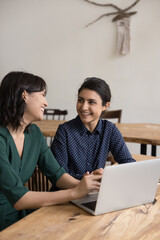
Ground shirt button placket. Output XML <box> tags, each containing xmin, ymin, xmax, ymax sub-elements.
<box><xmin>86</xmin><ymin>133</ymin><xmax>92</xmax><ymax>173</ymax></box>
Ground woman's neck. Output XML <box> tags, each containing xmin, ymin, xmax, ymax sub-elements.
<box><xmin>83</xmin><ymin>121</ymin><xmax>99</xmax><ymax>133</ymax></box>
<box><xmin>7</xmin><ymin>124</ymin><xmax>26</xmax><ymax>158</ymax></box>
<box><xmin>7</xmin><ymin>123</ymin><xmax>26</xmax><ymax>135</ymax></box>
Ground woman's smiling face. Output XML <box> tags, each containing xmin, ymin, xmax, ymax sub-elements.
<box><xmin>23</xmin><ymin>90</ymin><xmax>48</xmax><ymax>123</ymax></box>
<box><xmin>76</xmin><ymin>89</ymin><xmax>109</xmax><ymax>132</ymax></box>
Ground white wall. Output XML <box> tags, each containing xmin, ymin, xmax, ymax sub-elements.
<box><xmin>0</xmin><ymin>0</ymin><xmax>160</xmax><ymax>155</ymax></box>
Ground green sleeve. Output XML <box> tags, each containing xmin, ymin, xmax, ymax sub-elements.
<box><xmin>35</xmin><ymin>125</ymin><xmax>66</xmax><ymax>187</ymax></box>
<box><xmin>0</xmin><ymin>140</ymin><xmax>29</xmax><ymax>206</ymax></box>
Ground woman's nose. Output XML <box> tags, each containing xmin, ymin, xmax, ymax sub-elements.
<box><xmin>81</xmin><ymin>101</ymin><xmax>88</xmax><ymax>110</ymax></box>
<box><xmin>44</xmin><ymin>98</ymin><xmax>48</xmax><ymax>107</ymax></box>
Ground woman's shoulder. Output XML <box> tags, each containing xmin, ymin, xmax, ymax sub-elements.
<box><xmin>55</xmin><ymin>117</ymin><xmax>82</xmax><ymax>138</ymax></box>
<box><xmin>101</xmin><ymin>119</ymin><xmax>116</xmax><ymax>128</ymax></box>
<box><xmin>0</xmin><ymin>127</ymin><xmax>8</xmax><ymax>144</ymax></box>
<box><xmin>58</xmin><ymin>117</ymin><xmax>79</xmax><ymax>129</ymax></box>
<box><xmin>100</xmin><ymin>119</ymin><xmax>120</xmax><ymax>134</ymax></box>
<box><xmin>27</xmin><ymin>123</ymin><xmax>43</xmax><ymax>136</ymax></box>
<box><xmin>103</xmin><ymin>123</ymin><xmax>124</xmax><ymax>144</ymax></box>
<box><xmin>0</xmin><ymin>126</ymin><xmax>7</xmax><ymax>135</ymax></box>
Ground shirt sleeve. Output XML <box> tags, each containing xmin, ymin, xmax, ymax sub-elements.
<box><xmin>0</xmin><ymin>140</ymin><xmax>29</xmax><ymax>206</ymax></box>
<box><xmin>37</xmin><ymin>128</ymin><xmax>66</xmax><ymax>187</ymax></box>
<box><xmin>110</xmin><ymin>125</ymin><xmax>136</xmax><ymax>163</ymax></box>
<box><xmin>50</xmin><ymin>125</ymin><xmax>73</xmax><ymax>176</ymax></box>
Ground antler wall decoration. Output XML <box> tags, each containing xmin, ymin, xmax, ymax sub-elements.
<box><xmin>84</xmin><ymin>0</ymin><xmax>141</xmax><ymax>55</ymax></box>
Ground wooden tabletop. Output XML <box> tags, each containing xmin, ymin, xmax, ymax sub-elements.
<box><xmin>1</xmin><ymin>154</ymin><xmax>160</xmax><ymax>240</ymax></box>
<box><xmin>34</xmin><ymin>120</ymin><xmax>65</xmax><ymax>137</ymax></box>
<box><xmin>34</xmin><ymin>120</ymin><xmax>160</xmax><ymax>146</ymax></box>
<box><xmin>116</xmin><ymin>123</ymin><xmax>160</xmax><ymax>146</ymax></box>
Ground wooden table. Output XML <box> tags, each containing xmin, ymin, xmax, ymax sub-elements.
<box><xmin>1</xmin><ymin>154</ymin><xmax>160</xmax><ymax>240</ymax></box>
<box><xmin>116</xmin><ymin>123</ymin><xmax>160</xmax><ymax>156</ymax></box>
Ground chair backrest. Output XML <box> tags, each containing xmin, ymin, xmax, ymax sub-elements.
<box><xmin>25</xmin><ymin>166</ymin><xmax>51</xmax><ymax>191</ymax></box>
<box><xmin>101</xmin><ymin>109</ymin><xmax>122</xmax><ymax>123</ymax></box>
<box><xmin>44</xmin><ymin>108</ymin><xmax>68</xmax><ymax>120</ymax></box>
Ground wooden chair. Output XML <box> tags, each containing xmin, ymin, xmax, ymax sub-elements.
<box><xmin>25</xmin><ymin>166</ymin><xmax>52</xmax><ymax>191</ymax></box>
<box><xmin>102</xmin><ymin>110</ymin><xmax>122</xmax><ymax>165</ymax></box>
<box><xmin>101</xmin><ymin>109</ymin><xmax>122</xmax><ymax>123</ymax></box>
<box><xmin>43</xmin><ymin>108</ymin><xmax>68</xmax><ymax>146</ymax></box>
<box><xmin>44</xmin><ymin>109</ymin><xmax>68</xmax><ymax>120</ymax></box>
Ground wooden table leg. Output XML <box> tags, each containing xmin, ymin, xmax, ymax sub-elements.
<box><xmin>140</xmin><ymin>144</ymin><xmax>147</xmax><ymax>155</ymax></box>
<box><xmin>151</xmin><ymin>145</ymin><xmax>157</xmax><ymax>156</ymax></box>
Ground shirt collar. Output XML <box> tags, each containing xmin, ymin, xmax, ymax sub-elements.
<box><xmin>75</xmin><ymin>115</ymin><xmax>103</xmax><ymax>136</ymax></box>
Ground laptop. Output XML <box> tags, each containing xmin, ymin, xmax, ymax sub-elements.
<box><xmin>71</xmin><ymin>159</ymin><xmax>160</xmax><ymax>215</ymax></box>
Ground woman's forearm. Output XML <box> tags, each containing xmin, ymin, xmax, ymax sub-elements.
<box><xmin>56</xmin><ymin>173</ymin><xmax>79</xmax><ymax>189</ymax></box>
<box><xmin>13</xmin><ymin>188</ymin><xmax>76</xmax><ymax>210</ymax></box>
<box><xmin>14</xmin><ymin>173</ymin><xmax>79</xmax><ymax>210</ymax></box>
<box><xmin>14</xmin><ymin>173</ymin><xmax>102</xmax><ymax>210</ymax></box>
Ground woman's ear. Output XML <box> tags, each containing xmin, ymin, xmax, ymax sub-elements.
<box><xmin>22</xmin><ymin>90</ymin><xmax>27</xmax><ymax>101</ymax></box>
<box><xmin>102</xmin><ymin>102</ymin><xmax>110</xmax><ymax>112</ymax></box>
<box><xmin>105</xmin><ymin>102</ymin><xmax>111</xmax><ymax>110</ymax></box>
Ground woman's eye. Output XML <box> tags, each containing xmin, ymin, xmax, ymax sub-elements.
<box><xmin>89</xmin><ymin>101</ymin><xmax>96</xmax><ymax>104</ymax></box>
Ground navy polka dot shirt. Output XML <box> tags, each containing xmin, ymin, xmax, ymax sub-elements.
<box><xmin>51</xmin><ymin>116</ymin><xmax>135</xmax><ymax>180</ymax></box>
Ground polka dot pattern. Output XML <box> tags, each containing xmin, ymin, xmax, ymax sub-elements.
<box><xmin>51</xmin><ymin>116</ymin><xmax>135</xmax><ymax>180</ymax></box>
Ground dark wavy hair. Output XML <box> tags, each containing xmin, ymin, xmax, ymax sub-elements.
<box><xmin>0</xmin><ymin>71</ymin><xmax>47</xmax><ymax>129</ymax></box>
<box><xmin>78</xmin><ymin>77</ymin><xmax>111</xmax><ymax>106</ymax></box>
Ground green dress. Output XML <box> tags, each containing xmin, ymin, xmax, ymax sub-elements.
<box><xmin>0</xmin><ymin>124</ymin><xmax>66</xmax><ymax>231</ymax></box>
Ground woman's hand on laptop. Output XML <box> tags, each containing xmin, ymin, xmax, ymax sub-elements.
<box><xmin>72</xmin><ymin>174</ymin><xmax>102</xmax><ymax>199</ymax></box>
<box><xmin>91</xmin><ymin>168</ymin><xmax>104</xmax><ymax>176</ymax></box>
<box><xmin>84</xmin><ymin>168</ymin><xmax>103</xmax><ymax>176</ymax></box>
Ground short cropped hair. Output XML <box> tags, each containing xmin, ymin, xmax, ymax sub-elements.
<box><xmin>78</xmin><ymin>77</ymin><xmax>111</xmax><ymax>106</ymax></box>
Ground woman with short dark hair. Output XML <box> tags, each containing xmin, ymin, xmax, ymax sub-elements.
<box><xmin>51</xmin><ymin>77</ymin><xmax>135</xmax><ymax>181</ymax></box>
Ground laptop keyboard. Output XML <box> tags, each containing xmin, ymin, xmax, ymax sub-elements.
<box><xmin>82</xmin><ymin>201</ymin><xmax>97</xmax><ymax>211</ymax></box>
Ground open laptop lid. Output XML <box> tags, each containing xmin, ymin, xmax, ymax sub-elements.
<box><xmin>72</xmin><ymin>159</ymin><xmax>160</xmax><ymax>216</ymax></box>
<box><xmin>95</xmin><ymin>159</ymin><xmax>160</xmax><ymax>215</ymax></box>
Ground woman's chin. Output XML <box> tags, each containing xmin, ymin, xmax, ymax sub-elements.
<box><xmin>79</xmin><ymin>115</ymin><xmax>91</xmax><ymax>123</ymax></box>
<box><xmin>34</xmin><ymin>115</ymin><xmax>43</xmax><ymax>122</ymax></box>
